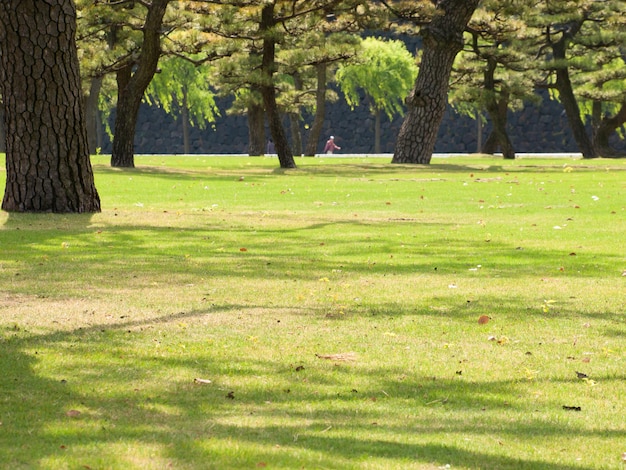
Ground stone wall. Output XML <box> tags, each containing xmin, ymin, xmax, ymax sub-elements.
<box><xmin>97</xmin><ymin>89</ymin><xmax>624</xmax><ymax>156</ymax></box>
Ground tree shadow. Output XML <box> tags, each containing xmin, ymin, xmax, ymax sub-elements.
<box><xmin>1</xmin><ymin>304</ymin><xmax>623</xmax><ymax>468</ymax></box>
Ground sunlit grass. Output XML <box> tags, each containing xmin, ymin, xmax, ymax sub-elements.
<box><xmin>0</xmin><ymin>154</ymin><xmax>625</xmax><ymax>469</ymax></box>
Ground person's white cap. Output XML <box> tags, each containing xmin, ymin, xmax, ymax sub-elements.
<box><xmin>330</xmin><ymin>136</ymin><xmax>334</xmax><ymax>139</ymax></box>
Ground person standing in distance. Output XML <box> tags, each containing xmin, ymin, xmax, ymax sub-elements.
<box><xmin>323</xmin><ymin>135</ymin><xmax>341</xmax><ymax>154</ymax></box>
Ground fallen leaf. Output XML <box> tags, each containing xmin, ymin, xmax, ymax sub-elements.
<box><xmin>575</xmin><ymin>371</ymin><xmax>589</xmax><ymax>379</ymax></box>
<box><xmin>239</xmin><ymin>247</ymin><xmax>248</xmax><ymax>252</ymax></box>
<box><xmin>478</xmin><ymin>315</ymin><xmax>490</xmax><ymax>325</ymax></box>
<box><xmin>226</xmin><ymin>391</ymin><xmax>235</xmax><ymax>399</ymax></box>
<box><xmin>621</xmin><ymin>452</ymin><xmax>626</xmax><ymax>462</ymax></box>
<box><xmin>66</xmin><ymin>410</ymin><xmax>81</xmax><ymax>417</ymax></box>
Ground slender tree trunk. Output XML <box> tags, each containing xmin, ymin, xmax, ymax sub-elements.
<box><xmin>305</xmin><ymin>62</ymin><xmax>328</xmax><ymax>156</ymax></box>
<box><xmin>0</xmin><ymin>0</ymin><xmax>100</xmax><ymax>213</ymax></box>
<box><xmin>594</xmin><ymin>101</ymin><xmax>626</xmax><ymax>157</ymax></box>
<box><xmin>482</xmin><ymin>57</ymin><xmax>514</xmax><ymax>159</ymax></box>
<box><xmin>392</xmin><ymin>0</ymin><xmax>479</xmax><ymax>164</ymax></box>
<box><xmin>289</xmin><ymin>73</ymin><xmax>304</xmax><ymax>156</ymax></box>
<box><xmin>476</xmin><ymin>115</ymin><xmax>482</xmax><ymax>153</ymax></box>
<box><xmin>289</xmin><ymin>113</ymin><xmax>303</xmax><ymax>156</ymax></box>
<box><xmin>85</xmin><ymin>76</ymin><xmax>103</xmax><ymax>155</ymax></box>
<box><xmin>182</xmin><ymin>88</ymin><xmax>190</xmax><ymax>154</ymax></box>
<box><xmin>110</xmin><ymin>0</ymin><xmax>170</xmax><ymax>168</ymax></box>
<box><xmin>374</xmin><ymin>108</ymin><xmax>381</xmax><ymax>154</ymax></box>
<box><xmin>260</xmin><ymin>4</ymin><xmax>296</xmax><ymax>168</ymax></box>
<box><xmin>112</xmin><ymin>64</ymin><xmax>138</xmax><ymax>167</ymax></box>
<box><xmin>551</xmin><ymin>37</ymin><xmax>596</xmax><ymax>158</ymax></box>
<box><xmin>247</xmin><ymin>97</ymin><xmax>266</xmax><ymax>156</ymax></box>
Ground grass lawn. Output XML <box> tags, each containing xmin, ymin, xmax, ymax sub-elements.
<box><xmin>0</xmin><ymin>154</ymin><xmax>625</xmax><ymax>469</ymax></box>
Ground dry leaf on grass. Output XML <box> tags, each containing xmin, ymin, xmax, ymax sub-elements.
<box><xmin>478</xmin><ymin>315</ymin><xmax>490</xmax><ymax>324</ymax></box>
<box><xmin>65</xmin><ymin>410</ymin><xmax>81</xmax><ymax>417</ymax></box>
<box><xmin>315</xmin><ymin>352</ymin><xmax>357</xmax><ymax>362</ymax></box>
<box><xmin>193</xmin><ymin>378</ymin><xmax>212</xmax><ymax>384</ymax></box>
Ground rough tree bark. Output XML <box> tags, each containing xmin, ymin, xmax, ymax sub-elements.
<box><xmin>260</xmin><ymin>4</ymin><xmax>296</xmax><ymax>168</ymax></box>
<box><xmin>110</xmin><ymin>0</ymin><xmax>170</xmax><ymax>168</ymax></box>
<box><xmin>0</xmin><ymin>0</ymin><xmax>100</xmax><ymax>213</ymax></box>
<box><xmin>392</xmin><ymin>0</ymin><xmax>479</xmax><ymax>164</ymax></box>
<box><xmin>0</xmin><ymin>102</ymin><xmax>5</xmax><ymax>153</ymax></box>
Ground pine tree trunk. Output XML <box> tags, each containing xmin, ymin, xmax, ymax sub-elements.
<box><xmin>482</xmin><ymin>58</ymin><xmax>514</xmax><ymax>159</ymax></box>
<box><xmin>289</xmin><ymin>113</ymin><xmax>303</xmax><ymax>156</ymax></box>
<box><xmin>85</xmin><ymin>76</ymin><xmax>103</xmax><ymax>155</ymax></box>
<box><xmin>111</xmin><ymin>64</ymin><xmax>138</xmax><ymax>167</ymax></box>
<box><xmin>374</xmin><ymin>108</ymin><xmax>381</xmax><ymax>154</ymax></box>
<box><xmin>0</xmin><ymin>101</ymin><xmax>5</xmax><ymax>153</ymax></box>
<box><xmin>110</xmin><ymin>0</ymin><xmax>170</xmax><ymax>168</ymax></box>
<box><xmin>305</xmin><ymin>63</ymin><xmax>328</xmax><ymax>156</ymax></box>
<box><xmin>182</xmin><ymin>89</ymin><xmax>190</xmax><ymax>154</ymax></box>
<box><xmin>260</xmin><ymin>4</ymin><xmax>296</xmax><ymax>168</ymax></box>
<box><xmin>0</xmin><ymin>0</ymin><xmax>100</xmax><ymax>213</ymax></box>
<box><xmin>551</xmin><ymin>36</ymin><xmax>596</xmax><ymax>158</ymax></box>
<box><xmin>289</xmin><ymin>73</ymin><xmax>304</xmax><ymax>156</ymax></box>
<box><xmin>247</xmin><ymin>98</ymin><xmax>266</xmax><ymax>156</ymax></box>
<box><xmin>593</xmin><ymin>102</ymin><xmax>626</xmax><ymax>157</ymax></box>
<box><xmin>392</xmin><ymin>0</ymin><xmax>479</xmax><ymax>164</ymax></box>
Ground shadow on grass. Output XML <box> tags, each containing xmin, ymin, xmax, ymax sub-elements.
<box><xmin>2</xmin><ymin>216</ymin><xmax>621</xmax><ymax>289</ymax></box>
<box><xmin>1</xmin><ymin>303</ymin><xmax>624</xmax><ymax>468</ymax></box>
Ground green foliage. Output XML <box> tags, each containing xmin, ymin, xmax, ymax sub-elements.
<box><xmin>528</xmin><ymin>0</ymin><xmax>626</xmax><ymax>119</ymax></box>
<box><xmin>145</xmin><ymin>56</ymin><xmax>219</xmax><ymax>129</ymax></box>
<box><xmin>336</xmin><ymin>37</ymin><xmax>418</xmax><ymax>119</ymax></box>
<box><xmin>449</xmin><ymin>1</ymin><xmax>541</xmax><ymax>119</ymax></box>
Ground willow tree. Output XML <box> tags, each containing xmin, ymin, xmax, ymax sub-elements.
<box><xmin>390</xmin><ymin>0</ymin><xmax>480</xmax><ymax>164</ymax></box>
<box><xmin>336</xmin><ymin>37</ymin><xmax>418</xmax><ymax>153</ymax></box>
<box><xmin>0</xmin><ymin>0</ymin><xmax>100</xmax><ymax>213</ymax></box>
<box><xmin>145</xmin><ymin>56</ymin><xmax>219</xmax><ymax>154</ymax></box>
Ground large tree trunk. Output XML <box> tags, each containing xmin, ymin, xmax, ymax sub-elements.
<box><xmin>0</xmin><ymin>0</ymin><xmax>100</xmax><ymax>213</ymax></box>
<box><xmin>260</xmin><ymin>4</ymin><xmax>296</xmax><ymax>168</ymax></box>
<box><xmin>110</xmin><ymin>0</ymin><xmax>170</xmax><ymax>168</ymax></box>
<box><xmin>247</xmin><ymin>86</ymin><xmax>266</xmax><ymax>156</ymax></box>
<box><xmin>392</xmin><ymin>0</ymin><xmax>479</xmax><ymax>164</ymax></box>
<box><xmin>483</xmin><ymin>58</ymin><xmax>515</xmax><ymax>159</ymax></box>
<box><xmin>304</xmin><ymin>63</ymin><xmax>328</xmax><ymax>156</ymax></box>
